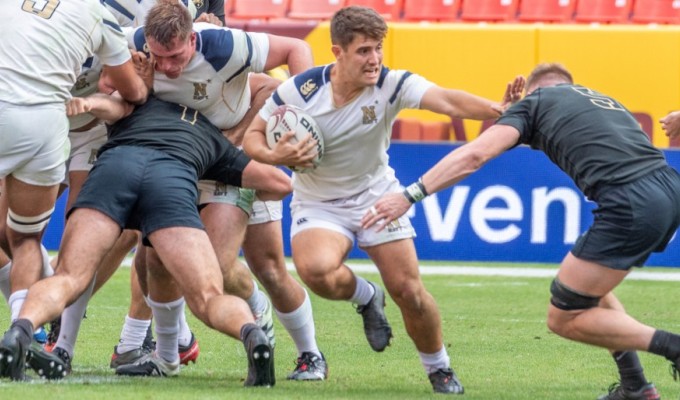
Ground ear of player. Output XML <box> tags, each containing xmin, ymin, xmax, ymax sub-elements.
<box><xmin>265</xmin><ymin>105</ymin><xmax>324</xmax><ymax>174</ymax></box>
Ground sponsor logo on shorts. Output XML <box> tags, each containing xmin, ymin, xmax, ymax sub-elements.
<box><xmin>296</xmin><ymin>217</ymin><xmax>308</xmax><ymax>226</ymax></box>
<box><xmin>386</xmin><ymin>219</ymin><xmax>406</xmax><ymax>233</ymax></box>
<box><xmin>213</xmin><ymin>182</ymin><xmax>228</xmax><ymax>196</ymax></box>
<box><xmin>88</xmin><ymin>149</ymin><xmax>98</xmax><ymax>165</ymax></box>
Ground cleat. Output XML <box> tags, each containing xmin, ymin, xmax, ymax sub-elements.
<box><xmin>428</xmin><ymin>368</ymin><xmax>464</xmax><ymax>394</ymax></box>
<box><xmin>356</xmin><ymin>282</ymin><xmax>393</xmax><ymax>352</ymax></box>
<box><xmin>142</xmin><ymin>324</ymin><xmax>156</xmax><ymax>353</ymax></box>
<box><xmin>243</xmin><ymin>327</ymin><xmax>275</xmax><ymax>387</ymax></box>
<box><xmin>254</xmin><ymin>296</ymin><xmax>276</xmax><ymax>349</ymax></box>
<box><xmin>287</xmin><ymin>352</ymin><xmax>328</xmax><ymax>381</ymax></box>
<box><xmin>44</xmin><ymin>317</ymin><xmax>61</xmax><ymax>353</ymax></box>
<box><xmin>178</xmin><ymin>333</ymin><xmax>199</xmax><ymax>365</ymax></box>
<box><xmin>27</xmin><ymin>345</ymin><xmax>71</xmax><ymax>379</ymax></box>
<box><xmin>0</xmin><ymin>326</ymin><xmax>30</xmax><ymax>381</ymax></box>
<box><xmin>115</xmin><ymin>352</ymin><xmax>180</xmax><ymax>377</ymax></box>
<box><xmin>597</xmin><ymin>382</ymin><xmax>660</xmax><ymax>400</ymax></box>
<box><xmin>110</xmin><ymin>345</ymin><xmax>152</xmax><ymax>369</ymax></box>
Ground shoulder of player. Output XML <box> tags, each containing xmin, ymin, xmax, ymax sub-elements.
<box><xmin>285</xmin><ymin>65</ymin><xmax>333</xmax><ymax>103</ymax></box>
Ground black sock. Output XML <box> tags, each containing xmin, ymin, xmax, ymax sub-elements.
<box><xmin>613</xmin><ymin>351</ymin><xmax>647</xmax><ymax>391</ymax></box>
<box><xmin>10</xmin><ymin>318</ymin><xmax>34</xmax><ymax>347</ymax></box>
<box><xmin>240</xmin><ymin>322</ymin><xmax>258</xmax><ymax>343</ymax></box>
<box><xmin>648</xmin><ymin>329</ymin><xmax>680</xmax><ymax>361</ymax></box>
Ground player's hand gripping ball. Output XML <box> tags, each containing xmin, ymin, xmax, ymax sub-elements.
<box><xmin>265</xmin><ymin>105</ymin><xmax>324</xmax><ymax>173</ymax></box>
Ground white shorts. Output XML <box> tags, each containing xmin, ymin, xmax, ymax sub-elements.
<box><xmin>290</xmin><ymin>176</ymin><xmax>415</xmax><ymax>247</ymax></box>
<box><xmin>197</xmin><ymin>180</ymin><xmax>282</xmax><ymax>225</ymax></box>
<box><xmin>65</xmin><ymin>122</ymin><xmax>107</xmax><ymax>178</ymax></box>
<box><xmin>0</xmin><ymin>101</ymin><xmax>70</xmax><ymax>186</ymax></box>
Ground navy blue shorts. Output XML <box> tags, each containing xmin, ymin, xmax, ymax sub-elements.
<box><xmin>71</xmin><ymin>146</ymin><xmax>203</xmax><ymax>243</ymax></box>
<box><xmin>572</xmin><ymin>166</ymin><xmax>680</xmax><ymax>270</ymax></box>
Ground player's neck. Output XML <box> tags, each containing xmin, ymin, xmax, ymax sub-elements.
<box><xmin>330</xmin><ymin>68</ymin><xmax>363</xmax><ymax>108</ymax></box>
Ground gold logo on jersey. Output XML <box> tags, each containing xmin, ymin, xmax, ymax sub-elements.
<box><xmin>193</xmin><ymin>83</ymin><xmax>208</xmax><ymax>100</ymax></box>
<box><xmin>74</xmin><ymin>75</ymin><xmax>90</xmax><ymax>91</ymax></box>
<box><xmin>300</xmin><ymin>79</ymin><xmax>318</xmax><ymax>97</ymax></box>
<box><xmin>361</xmin><ymin>106</ymin><xmax>377</xmax><ymax>124</ymax></box>
<box><xmin>192</xmin><ymin>0</ymin><xmax>204</xmax><ymax>9</ymax></box>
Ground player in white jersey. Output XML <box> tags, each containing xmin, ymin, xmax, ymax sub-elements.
<box><xmin>117</xmin><ymin>2</ymin><xmax>327</xmax><ymax>380</ymax></box>
<box><xmin>243</xmin><ymin>6</ymin><xmax>524</xmax><ymax>394</ymax></box>
<box><xmin>0</xmin><ymin>1</ymin><xmax>147</xmax><ymax>377</ymax></box>
<box><xmin>104</xmin><ymin>0</ymin><xmax>199</xmax><ymax>28</ymax></box>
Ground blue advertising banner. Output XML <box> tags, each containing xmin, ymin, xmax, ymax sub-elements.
<box><xmin>41</xmin><ymin>143</ymin><xmax>680</xmax><ymax>267</ymax></box>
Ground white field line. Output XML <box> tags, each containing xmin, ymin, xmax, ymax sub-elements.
<box><xmin>119</xmin><ymin>256</ymin><xmax>680</xmax><ymax>281</ymax></box>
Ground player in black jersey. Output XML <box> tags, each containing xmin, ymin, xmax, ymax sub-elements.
<box><xmin>364</xmin><ymin>63</ymin><xmax>680</xmax><ymax>400</ymax></box>
<box><xmin>0</xmin><ymin>94</ymin><xmax>290</xmax><ymax>386</ymax></box>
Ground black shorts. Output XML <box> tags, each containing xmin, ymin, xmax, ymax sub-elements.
<box><xmin>71</xmin><ymin>146</ymin><xmax>203</xmax><ymax>244</ymax></box>
<box><xmin>572</xmin><ymin>166</ymin><xmax>680</xmax><ymax>270</ymax></box>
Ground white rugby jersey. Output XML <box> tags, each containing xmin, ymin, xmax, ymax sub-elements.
<box><xmin>128</xmin><ymin>23</ymin><xmax>269</xmax><ymax>129</ymax></box>
<box><xmin>0</xmin><ymin>0</ymin><xmax>130</xmax><ymax>105</ymax></box>
<box><xmin>259</xmin><ymin>65</ymin><xmax>434</xmax><ymax>201</ymax></box>
<box><xmin>69</xmin><ymin>56</ymin><xmax>103</xmax><ymax>130</ymax></box>
<box><xmin>103</xmin><ymin>0</ymin><xmax>196</xmax><ymax>28</ymax></box>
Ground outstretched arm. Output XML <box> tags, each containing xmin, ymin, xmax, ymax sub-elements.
<box><xmin>361</xmin><ymin>124</ymin><xmax>521</xmax><ymax>231</ymax></box>
<box><xmin>661</xmin><ymin>111</ymin><xmax>680</xmax><ymax>141</ymax></box>
<box><xmin>419</xmin><ymin>75</ymin><xmax>525</xmax><ymax>120</ymax></box>
<box><xmin>66</xmin><ymin>93</ymin><xmax>134</xmax><ymax>124</ymax></box>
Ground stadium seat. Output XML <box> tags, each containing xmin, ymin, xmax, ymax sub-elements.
<box><xmin>392</xmin><ymin>118</ymin><xmax>422</xmax><ymax>140</ymax></box>
<box><xmin>518</xmin><ymin>0</ymin><xmax>577</xmax><ymax>23</ymax></box>
<box><xmin>229</xmin><ymin>0</ymin><xmax>290</xmax><ymax>20</ymax></box>
<box><xmin>287</xmin><ymin>0</ymin><xmax>345</xmax><ymax>20</ymax></box>
<box><xmin>346</xmin><ymin>0</ymin><xmax>404</xmax><ymax>20</ymax></box>
<box><xmin>632</xmin><ymin>112</ymin><xmax>654</xmax><ymax>141</ymax></box>
<box><xmin>460</xmin><ymin>0</ymin><xmax>520</xmax><ymax>22</ymax></box>
<box><xmin>421</xmin><ymin>121</ymin><xmax>451</xmax><ymax>141</ymax></box>
<box><xmin>631</xmin><ymin>0</ymin><xmax>680</xmax><ymax>24</ymax></box>
<box><xmin>402</xmin><ymin>0</ymin><xmax>461</xmax><ymax>22</ymax></box>
<box><xmin>573</xmin><ymin>0</ymin><xmax>634</xmax><ymax>24</ymax></box>
<box><xmin>450</xmin><ymin>118</ymin><xmax>467</xmax><ymax>142</ymax></box>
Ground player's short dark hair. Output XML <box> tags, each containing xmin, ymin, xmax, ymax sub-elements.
<box><xmin>330</xmin><ymin>6</ymin><xmax>388</xmax><ymax>49</ymax></box>
<box><xmin>526</xmin><ymin>63</ymin><xmax>574</xmax><ymax>90</ymax></box>
<box><xmin>144</xmin><ymin>1</ymin><xmax>193</xmax><ymax>47</ymax></box>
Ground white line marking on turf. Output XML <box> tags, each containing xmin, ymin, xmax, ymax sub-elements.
<box><xmin>120</xmin><ymin>257</ymin><xmax>680</xmax><ymax>281</ymax></box>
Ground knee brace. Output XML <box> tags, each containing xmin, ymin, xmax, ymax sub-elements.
<box><xmin>7</xmin><ymin>207</ymin><xmax>54</xmax><ymax>234</ymax></box>
<box><xmin>550</xmin><ymin>278</ymin><xmax>600</xmax><ymax>311</ymax></box>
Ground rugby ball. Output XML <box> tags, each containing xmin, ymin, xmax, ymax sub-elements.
<box><xmin>265</xmin><ymin>104</ymin><xmax>324</xmax><ymax>173</ymax></box>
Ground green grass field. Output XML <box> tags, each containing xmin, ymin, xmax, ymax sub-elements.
<box><xmin>1</xmin><ymin>261</ymin><xmax>679</xmax><ymax>399</ymax></box>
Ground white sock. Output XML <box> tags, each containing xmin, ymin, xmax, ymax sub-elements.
<box><xmin>55</xmin><ymin>278</ymin><xmax>95</xmax><ymax>357</ymax></box>
<box><xmin>177</xmin><ymin>301</ymin><xmax>192</xmax><ymax>347</ymax></box>
<box><xmin>147</xmin><ymin>296</ymin><xmax>183</xmax><ymax>363</ymax></box>
<box><xmin>246</xmin><ymin>280</ymin><xmax>268</xmax><ymax>316</ymax></box>
<box><xmin>117</xmin><ymin>316</ymin><xmax>151</xmax><ymax>354</ymax></box>
<box><xmin>275</xmin><ymin>289</ymin><xmax>320</xmax><ymax>357</ymax></box>
<box><xmin>40</xmin><ymin>244</ymin><xmax>54</xmax><ymax>278</ymax></box>
<box><xmin>419</xmin><ymin>346</ymin><xmax>451</xmax><ymax>374</ymax></box>
<box><xmin>349</xmin><ymin>276</ymin><xmax>375</xmax><ymax>306</ymax></box>
<box><xmin>0</xmin><ymin>261</ymin><xmax>11</xmax><ymax>303</ymax></box>
<box><xmin>8</xmin><ymin>289</ymin><xmax>27</xmax><ymax>321</ymax></box>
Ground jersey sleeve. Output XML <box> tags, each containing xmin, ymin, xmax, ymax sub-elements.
<box><xmin>102</xmin><ymin>0</ymin><xmax>139</xmax><ymax>28</ymax></box>
<box><xmin>258</xmin><ymin>77</ymin><xmax>301</xmax><ymax>122</ymax></box>
<box><xmin>244</xmin><ymin>31</ymin><xmax>269</xmax><ymax>73</ymax></box>
<box><xmin>96</xmin><ymin>7</ymin><xmax>133</xmax><ymax>67</ymax></box>
<box><xmin>386</xmin><ymin>70</ymin><xmax>435</xmax><ymax>110</ymax></box>
<box><xmin>202</xmin><ymin>146</ymin><xmax>252</xmax><ymax>186</ymax></box>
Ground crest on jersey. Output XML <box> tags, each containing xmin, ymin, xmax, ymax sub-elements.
<box><xmin>299</xmin><ymin>79</ymin><xmax>318</xmax><ymax>99</ymax></box>
<box><xmin>74</xmin><ymin>76</ymin><xmax>90</xmax><ymax>91</ymax></box>
<box><xmin>361</xmin><ymin>106</ymin><xmax>377</xmax><ymax>124</ymax></box>
<box><xmin>193</xmin><ymin>83</ymin><xmax>208</xmax><ymax>100</ymax></box>
<box><xmin>192</xmin><ymin>0</ymin><xmax>204</xmax><ymax>9</ymax></box>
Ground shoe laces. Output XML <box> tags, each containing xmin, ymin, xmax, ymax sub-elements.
<box><xmin>294</xmin><ymin>352</ymin><xmax>319</xmax><ymax>372</ymax></box>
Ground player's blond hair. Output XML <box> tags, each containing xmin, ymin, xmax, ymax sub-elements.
<box><xmin>330</xmin><ymin>6</ymin><xmax>387</xmax><ymax>49</ymax></box>
<box><xmin>526</xmin><ymin>63</ymin><xmax>574</xmax><ymax>92</ymax></box>
<box><xmin>144</xmin><ymin>1</ymin><xmax>193</xmax><ymax>47</ymax></box>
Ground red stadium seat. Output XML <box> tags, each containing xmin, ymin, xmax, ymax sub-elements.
<box><xmin>421</xmin><ymin>121</ymin><xmax>451</xmax><ymax>141</ymax></box>
<box><xmin>230</xmin><ymin>0</ymin><xmax>290</xmax><ymax>20</ymax></box>
<box><xmin>460</xmin><ymin>0</ymin><xmax>520</xmax><ymax>22</ymax></box>
<box><xmin>574</xmin><ymin>0</ymin><xmax>634</xmax><ymax>23</ymax></box>
<box><xmin>347</xmin><ymin>0</ymin><xmax>404</xmax><ymax>20</ymax></box>
<box><xmin>518</xmin><ymin>0</ymin><xmax>577</xmax><ymax>23</ymax></box>
<box><xmin>392</xmin><ymin>118</ymin><xmax>422</xmax><ymax>140</ymax></box>
<box><xmin>631</xmin><ymin>0</ymin><xmax>680</xmax><ymax>24</ymax></box>
<box><xmin>287</xmin><ymin>0</ymin><xmax>345</xmax><ymax>20</ymax></box>
<box><xmin>402</xmin><ymin>0</ymin><xmax>461</xmax><ymax>22</ymax></box>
